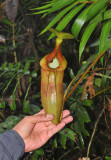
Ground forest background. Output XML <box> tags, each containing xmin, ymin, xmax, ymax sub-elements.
<box><xmin>0</xmin><ymin>0</ymin><xmax>111</xmax><ymax>160</ymax></box>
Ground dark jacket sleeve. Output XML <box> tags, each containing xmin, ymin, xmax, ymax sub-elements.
<box><xmin>0</xmin><ymin>129</ymin><xmax>25</xmax><ymax>160</ymax></box>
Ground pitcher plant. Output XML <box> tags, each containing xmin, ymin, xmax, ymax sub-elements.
<box><xmin>40</xmin><ymin>28</ymin><xmax>74</xmax><ymax>124</ymax></box>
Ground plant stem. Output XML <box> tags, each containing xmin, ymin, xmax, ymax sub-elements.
<box><xmin>12</xmin><ymin>22</ymin><xmax>22</xmax><ymax>96</ymax></box>
<box><xmin>91</xmin><ymin>86</ymin><xmax>111</xmax><ymax>99</ymax></box>
<box><xmin>86</xmin><ymin>108</ymin><xmax>104</xmax><ymax>159</ymax></box>
<box><xmin>64</xmin><ymin>50</ymin><xmax>106</xmax><ymax>102</ymax></box>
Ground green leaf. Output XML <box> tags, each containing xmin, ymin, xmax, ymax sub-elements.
<box><xmin>79</xmin><ymin>133</ymin><xmax>84</xmax><ymax>147</ymax></box>
<box><xmin>49</xmin><ymin>0</ymin><xmax>76</xmax><ymax>13</ymax></box>
<box><xmin>9</xmin><ymin>95</ymin><xmax>16</xmax><ymax>111</ymax></box>
<box><xmin>79</xmin><ymin>5</ymin><xmax>107</xmax><ymax>60</ymax></box>
<box><xmin>71</xmin><ymin>4</ymin><xmax>93</xmax><ymax>39</ymax></box>
<box><xmin>40</xmin><ymin>3</ymin><xmax>76</xmax><ymax>35</ymax></box>
<box><xmin>70</xmin><ymin>102</ymin><xmax>77</xmax><ymax>111</ymax></box>
<box><xmin>60</xmin><ymin>128</ymin><xmax>77</xmax><ymax>141</ymax></box>
<box><xmin>97</xmin><ymin>73</ymin><xmax>111</xmax><ymax>80</ymax></box>
<box><xmin>0</xmin><ymin>97</ymin><xmax>5</xmax><ymax>109</ymax></box>
<box><xmin>79</xmin><ymin>21</ymin><xmax>98</xmax><ymax>60</ymax></box>
<box><xmin>30</xmin><ymin>3</ymin><xmax>53</xmax><ymax>10</ymax></box>
<box><xmin>23</xmin><ymin>61</ymin><xmax>30</xmax><ymax>73</ymax></box>
<box><xmin>74</xmin><ymin>120</ymin><xmax>89</xmax><ymax>137</ymax></box>
<box><xmin>82</xmin><ymin>99</ymin><xmax>93</xmax><ymax>107</ymax></box>
<box><xmin>1</xmin><ymin>18</ymin><xmax>13</xmax><ymax>26</ymax></box>
<box><xmin>86</xmin><ymin>0</ymin><xmax>107</xmax><ymax>21</ymax></box>
<box><xmin>76</xmin><ymin>106</ymin><xmax>90</xmax><ymax>123</ymax></box>
<box><xmin>8</xmin><ymin>63</ymin><xmax>14</xmax><ymax>71</ymax></box>
<box><xmin>34</xmin><ymin>148</ymin><xmax>44</xmax><ymax>156</ymax></box>
<box><xmin>93</xmin><ymin>9</ymin><xmax>111</xmax><ymax>24</ymax></box>
<box><xmin>1</xmin><ymin>62</ymin><xmax>7</xmax><ymax>70</ymax></box>
<box><xmin>49</xmin><ymin>3</ymin><xmax>85</xmax><ymax>39</ymax></box>
<box><xmin>70</xmin><ymin>68</ymin><xmax>75</xmax><ymax>79</ymax></box>
<box><xmin>60</xmin><ymin>134</ymin><xmax>67</xmax><ymax>149</ymax></box>
<box><xmin>31</xmin><ymin>9</ymin><xmax>50</xmax><ymax>15</ymax></box>
<box><xmin>15</xmin><ymin>62</ymin><xmax>21</xmax><ymax>71</ymax></box>
<box><xmin>95</xmin><ymin>78</ymin><xmax>102</xmax><ymax>87</ymax></box>
<box><xmin>105</xmin><ymin>156</ymin><xmax>111</xmax><ymax>160</ymax></box>
<box><xmin>101</xmin><ymin>38</ymin><xmax>111</xmax><ymax>52</ymax></box>
<box><xmin>23</xmin><ymin>99</ymin><xmax>30</xmax><ymax>113</ymax></box>
<box><xmin>72</xmin><ymin>0</ymin><xmax>107</xmax><ymax>39</ymax></box>
<box><xmin>53</xmin><ymin>138</ymin><xmax>58</xmax><ymax>148</ymax></box>
<box><xmin>99</xmin><ymin>20</ymin><xmax>111</xmax><ymax>52</ymax></box>
<box><xmin>2</xmin><ymin>73</ymin><xmax>17</xmax><ymax>95</ymax></box>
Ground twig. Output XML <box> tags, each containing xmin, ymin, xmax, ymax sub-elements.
<box><xmin>64</xmin><ymin>50</ymin><xmax>106</xmax><ymax>102</ymax></box>
<box><xmin>86</xmin><ymin>108</ymin><xmax>104</xmax><ymax>159</ymax></box>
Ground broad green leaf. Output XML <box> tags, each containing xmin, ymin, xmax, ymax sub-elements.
<box><xmin>95</xmin><ymin>78</ymin><xmax>102</xmax><ymax>87</ymax></box>
<box><xmin>49</xmin><ymin>0</ymin><xmax>76</xmax><ymax>13</ymax></box>
<box><xmin>76</xmin><ymin>106</ymin><xmax>90</xmax><ymax>123</ymax></box>
<box><xmin>60</xmin><ymin>128</ymin><xmax>77</xmax><ymax>141</ymax></box>
<box><xmin>71</xmin><ymin>4</ymin><xmax>93</xmax><ymax>39</ymax></box>
<box><xmin>40</xmin><ymin>3</ymin><xmax>76</xmax><ymax>35</ymax></box>
<box><xmin>93</xmin><ymin>9</ymin><xmax>111</xmax><ymax>24</ymax></box>
<box><xmin>79</xmin><ymin>5</ymin><xmax>107</xmax><ymax>61</ymax></box>
<box><xmin>99</xmin><ymin>20</ymin><xmax>111</xmax><ymax>52</ymax></box>
<box><xmin>49</xmin><ymin>3</ymin><xmax>85</xmax><ymax>39</ymax></box>
<box><xmin>82</xmin><ymin>99</ymin><xmax>93</xmax><ymax>107</ymax></box>
<box><xmin>86</xmin><ymin>0</ymin><xmax>107</xmax><ymax>21</ymax></box>
<box><xmin>72</xmin><ymin>0</ymin><xmax>107</xmax><ymax>39</ymax></box>
<box><xmin>105</xmin><ymin>156</ymin><xmax>111</xmax><ymax>160</ymax></box>
<box><xmin>74</xmin><ymin>120</ymin><xmax>89</xmax><ymax>136</ymax></box>
<box><xmin>79</xmin><ymin>21</ymin><xmax>98</xmax><ymax>60</ymax></box>
<box><xmin>99</xmin><ymin>20</ymin><xmax>111</xmax><ymax>65</ymax></box>
<box><xmin>33</xmin><ymin>148</ymin><xmax>44</xmax><ymax>156</ymax></box>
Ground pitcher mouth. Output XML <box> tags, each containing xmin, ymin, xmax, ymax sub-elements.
<box><xmin>40</xmin><ymin>54</ymin><xmax>67</xmax><ymax>72</ymax></box>
<box><xmin>40</xmin><ymin>39</ymin><xmax>67</xmax><ymax>71</ymax></box>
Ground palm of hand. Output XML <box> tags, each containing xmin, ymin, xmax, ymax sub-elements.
<box><xmin>13</xmin><ymin>110</ymin><xmax>73</xmax><ymax>152</ymax></box>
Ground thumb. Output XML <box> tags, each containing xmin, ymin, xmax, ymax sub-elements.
<box><xmin>27</xmin><ymin>113</ymin><xmax>54</xmax><ymax>124</ymax></box>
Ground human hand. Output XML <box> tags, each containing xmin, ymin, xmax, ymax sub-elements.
<box><xmin>13</xmin><ymin>109</ymin><xmax>73</xmax><ymax>152</ymax></box>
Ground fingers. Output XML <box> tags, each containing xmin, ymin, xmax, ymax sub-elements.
<box><xmin>34</xmin><ymin>109</ymin><xmax>45</xmax><ymax>115</ymax></box>
<box><xmin>30</xmin><ymin>109</ymin><xmax>72</xmax><ymax>125</ymax></box>
<box><xmin>48</xmin><ymin>115</ymin><xmax>73</xmax><ymax>138</ymax></box>
<box><xmin>62</xmin><ymin>110</ymin><xmax>70</xmax><ymax>118</ymax></box>
<box><xmin>62</xmin><ymin>115</ymin><xmax>73</xmax><ymax>124</ymax></box>
<box><xmin>25</xmin><ymin>113</ymin><xmax>54</xmax><ymax>124</ymax></box>
<box><xmin>48</xmin><ymin>122</ymin><xmax>66</xmax><ymax>138</ymax></box>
